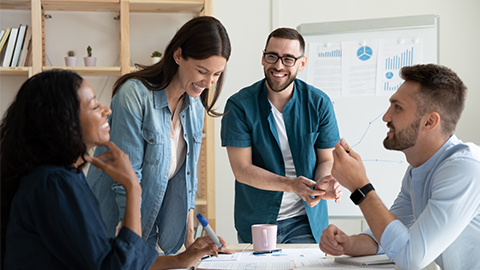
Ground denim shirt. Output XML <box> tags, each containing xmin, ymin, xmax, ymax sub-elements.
<box><xmin>87</xmin><ymin>79</ymin><xmax>204</xmax><ymax>253</ymax></box>
<box><xmin>362</xmin><ymin>135</ymin><xmax>480</xmax><ymax>270</ymax></box>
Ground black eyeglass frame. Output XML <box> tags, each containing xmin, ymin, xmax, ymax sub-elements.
<box><xmin>262</xmin><ymin>51</ymin><xmax>304</xmax><ymax>67</ymax></box>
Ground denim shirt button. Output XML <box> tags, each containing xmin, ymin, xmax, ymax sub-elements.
<box><xmin>189</xmin><ymin>190</ymin><xmax>192</xmax><ymax>193</ymax></box>
<box><xmin>187</xmin><ymin>171</ymin><xmax>191</xmax><ymax>175</ymax></box>
<box><xmin>184</xmin><ymin>134</ymin><xmax>187</xmax><ymax>138</ymax></box>
<box><xmin>149</xmin><ymin>138</ymin><xmax>154</xmax><ymax>142</ymax></box>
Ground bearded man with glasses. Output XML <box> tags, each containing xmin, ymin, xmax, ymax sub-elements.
<box><xmin>221</xmin><ymin>28</ymin><xmax>342</xmax><ymax>244</ymax></box>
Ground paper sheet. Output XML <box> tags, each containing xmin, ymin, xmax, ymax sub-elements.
<box><xmin>375</xmin><ymin>39</ymin><xmax>423</xmax><ymax>96</ymax></box>
<box><xmin>306</xmin><ymin>42</ymin><xmax>342</xmax><ymax>99</ymax></box>
<box><xmin>341</xmin><ymin>39</ymin><xmax>379</xmax><ymax>98</ymax></box>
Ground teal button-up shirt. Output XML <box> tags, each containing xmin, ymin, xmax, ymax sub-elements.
<box><xmin>221</xmin><ymin>78</ymin><xmax>340</xmax><ymax>243</ymax></box>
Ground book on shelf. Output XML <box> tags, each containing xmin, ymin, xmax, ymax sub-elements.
<box><xmin>18</xmin><ymin>25</ymin><xmax>32</xmax><ymax>67</ymax></box>
<box><xmin>0</xmin><ymin>28</ymin><xmax>11</xmax><ymax>55</ymax></box>
<box><xmin>11</xmin><ymin>24</ymin><xmax>27</xmax><ymax>67</ymax></box>
<box><xmin>2</xmin><ymin>27</ymin><xmax>18</xmax><ymax>67</ymax></box>
<box><xmin>24</xmin><ymin>38</ymin><xmax>33</xmax><ymax>67</ymax></box>
<box><xmin>0</xmin><ymin>29</ymin><xmax>5</xmax><ymax>45</ymax></box>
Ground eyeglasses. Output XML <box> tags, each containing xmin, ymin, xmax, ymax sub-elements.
<box><xmin>263</xmin><ymin>52</ymin><xmax>303</xmax><ymax>67</ymax></box>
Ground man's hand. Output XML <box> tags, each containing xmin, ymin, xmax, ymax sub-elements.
<box><xmin>315</xmin><ymin>175</ymin><xmax>343</xmax><ymax>203</ymax></box>
<box><xmin>332</xmin><ymin>139</ymin><xmax>370</xmax><ymax>192</ymax></box>
<box><xmin>291</xmin><ymin>176</ymin><xmax>326</xmax><ymax>207</ymax></box>
<box><xmin>319</xmin><ymin>224</ymin><xmax>352</xmax><ymax>256</ymax></box>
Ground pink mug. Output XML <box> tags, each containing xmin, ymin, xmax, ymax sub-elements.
<box><xmin>252</xmin><ymin>224</ymin><xmax>277</xmax><ymax>251</ymax></box>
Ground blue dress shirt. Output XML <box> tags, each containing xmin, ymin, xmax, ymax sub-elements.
<box><xmin>221</xmin><ymin>78</ymin><xmax>340</xmax><ymax>243</ymax></box>
<box><xmin>363</xmin><ymin>135</ymin><xmax>480</xmax><ymax>270</ymax></box>
<box><xmin>87</xmin><ymin>79</ymin><xmax>204</xmax><ymax>254</ymax></box>
<box><xmin>4</xmin><ymin>165</ymin><xmax>157</xmax><ymax>269</ymax></box>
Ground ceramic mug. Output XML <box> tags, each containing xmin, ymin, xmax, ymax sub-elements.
<box><xmin>251</xmin><ymin>224</ymin><xmax>277</xmax><ymax>252</ymax></box>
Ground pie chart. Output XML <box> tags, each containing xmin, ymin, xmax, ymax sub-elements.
<box><xmin>357</xmin><ymin>46</ymin><xmax>373</xmax><ymax>61</ymax></box>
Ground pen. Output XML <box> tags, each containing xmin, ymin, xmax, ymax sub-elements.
<box><xmin>201</xmin><ymin>254</ymin><xmax>213</xmax><ymax>260</ymax></box>
<box><xmin>196</xmin><ymin>214</ymin><xmax>223</xmax><ymax>249</ymax></box>
<box><xmin>252</xmin><ymin>248</ymin><xmax>282</xmax><ymax>255</ymax></box>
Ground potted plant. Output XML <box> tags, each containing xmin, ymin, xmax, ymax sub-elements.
<box><xmin>65</xmin><ymin>50</ymin><xmax>77</xmax><ymax>67</ymax></box>
<box><xmin>84</xmin><ymin>45</ymin><xmax>97</xmax><ymax>67</ymax></box>
<box><xmin>151</xmin><ymin>51</ymin><xmax>162</xmax><ymax>64</ymax></box>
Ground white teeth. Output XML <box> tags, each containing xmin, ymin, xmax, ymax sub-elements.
<box><xmin>101</xmin><ymin>123</ymin><xmax>109</xmax><ymax>129</ymax></box>
<box><xmin>273</xmin><ymin>73</ymin><xmax>284</xmax><ymax>77</ymax></box>
<box><xmin>193</xmin><ymin>83</ymin><xmax>205</xmax><ymax>91</ymax></box>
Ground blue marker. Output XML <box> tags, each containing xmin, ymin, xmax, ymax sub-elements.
<box><xmin>197</xmin><ymin>214</ymin><xmax>223</xmax><ymax>249</ymax></box>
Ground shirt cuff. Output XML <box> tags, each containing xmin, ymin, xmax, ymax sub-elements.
<box><xmin>359</xmin><ymin>229</ymin><xmax>384</xmax><ymax>254</ymax></box>
<box><xmin>380</xmin><ymin>219</ymin><xmax>409</xmax><ymax>259</ymax></box>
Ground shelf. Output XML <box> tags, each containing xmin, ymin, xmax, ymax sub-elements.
<box><xmin>0</xmin><ymin>0</ymin><xmax>31</xmax><ymax>10</ymax></box>
<box><xmin>42</xmin><ymin>66</ymin><xmax>121</xmax><ymax>76</ymax></box>
<box><xmin>0</xmin><ymin>67</ymin><xmax>31</xmax><ymax>76</ymax></box>
<box><xmin>41</xmin><ymin>0</ymin><xmax>120</xmax><ymax>12</ymax></box>
<box><xmin>129</xmin><ymin>0</ymin><xmax>204</xmax><ymax>13</ymax></box>
<box><xmin>34</xmin><ymin>0</ymin><xmax>204</xmax><ymax>13</ymax></box>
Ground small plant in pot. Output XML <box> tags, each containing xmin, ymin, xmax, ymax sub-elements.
<box><xmin>84</xmin><ymin>45</ymin><xmax>97</xmax><ymax>67</ymax></box>
<box><xmin>65</xmin><ymin>50</ymin><xmax>77</xmax><ymax>67</ymax></box>
<box><xmin>151</xmin><ymin>51</ymin><xmax>162</xmax><ymax>64</ymax></box>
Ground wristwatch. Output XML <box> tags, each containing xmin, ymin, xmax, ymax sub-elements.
<box><xmin>350</xmin><ymin>183</ymin><xmax>375</xmax><ymax>205</ymax></box>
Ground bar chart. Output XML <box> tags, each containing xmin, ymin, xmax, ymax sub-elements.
<box><xmin>384</xmin><ymin>47</ymin><xmax>414</xmax><ymax>70</ymax></box>
<box><xmin>318</xmin><ymin>49</ymin><xmax>342</xmax><ymax>57</ymax></box>
<box><xmin>384</xmin><ymin>81</ymin><xmax>402</xmax><ymax>91</ymax></box>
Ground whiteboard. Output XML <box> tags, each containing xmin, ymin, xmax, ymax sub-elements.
<box><xmin>297</xmin><ymin>15</ymin><xmax>439</xmax><ymax>217</ymax></box>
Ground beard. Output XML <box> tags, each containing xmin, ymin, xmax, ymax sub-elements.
<box><xmin>264</xmin><ymin>67</ymin><xmax>297</xmax><ymax>92</ymax></box>
<box><xmin>383</xmin><ymin>117</ymin><xmax>421</xmax><ymax>151</ymax></box>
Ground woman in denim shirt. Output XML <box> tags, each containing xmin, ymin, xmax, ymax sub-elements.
<box><xmin>87</xmin><ymin>16</ymin><xmax>231</xmax><ymax>254</ymax></box>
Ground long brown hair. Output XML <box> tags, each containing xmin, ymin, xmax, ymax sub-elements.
<box><xmin>112</xmin><ymin>16</ymin><xmax>231</xmax><ymax>117</ymax></box>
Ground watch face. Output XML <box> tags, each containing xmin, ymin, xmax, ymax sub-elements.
<box><xmin>350</xmin><ymin>189</ymin><xmax>365</xmax><ymax>205</ymax></box>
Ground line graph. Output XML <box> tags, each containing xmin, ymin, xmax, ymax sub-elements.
<box><xmin>348</xmin><ymin>109</ymin><xmax>404</xmax><ymax>164</ymax></box>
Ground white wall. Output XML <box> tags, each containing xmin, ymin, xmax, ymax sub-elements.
<box><xmin>213</xmin><ymin>0</ymin><xmax>480</xmax><ymax>243</ymax></box>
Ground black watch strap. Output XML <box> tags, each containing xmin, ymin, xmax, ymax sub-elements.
<box><xmin>350</xmin><ymin>183</ymin><xmax>375</xmax><ymax>205</ymax></box>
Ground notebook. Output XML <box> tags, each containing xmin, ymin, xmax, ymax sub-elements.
<box><xmin>334</xmin><ymin>254</ymin><xmax>395</xmax><ymax>267</ymax></box>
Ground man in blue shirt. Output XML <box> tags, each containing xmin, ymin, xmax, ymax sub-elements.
<box><xmin>320</xmin><ymin>64</ymin><xmax>480</xmax><ymax>270</ymax></box>
<box><xmin>221</xmin><ymin>28</ymin><xmax>342</xmax><ymax>244</ymax></box>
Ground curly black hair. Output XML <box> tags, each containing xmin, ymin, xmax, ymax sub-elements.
<box><xmin>1</xmin><ymin>69</ymin><xmax>87</xmax><ymax>262</ymax></box>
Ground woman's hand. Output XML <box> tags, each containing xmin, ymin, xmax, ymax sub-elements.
<box><xmin>86</xmin><ymin>141</ymin><xmax>139</xmax><ymax>190</ymax></box>
<box><xmin>175</xmin><ymin>236</ymin><xmax>233</xmax><ymax>268</ymax></box>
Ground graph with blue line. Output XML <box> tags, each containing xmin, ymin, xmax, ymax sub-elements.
<box><xmin>385</xmin><ymin>46</ymin><xmax>414</xmax><ymax>69</ymax></box>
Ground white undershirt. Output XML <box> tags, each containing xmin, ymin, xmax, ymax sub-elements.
<box><xmin>269</xmin><ymin>101</ymin><xmax>306</xmax><ymax>221</ymax></box>
<box><xmin>168</xmin><ymin>97</ymin><xmax>186</xmax><ymax>179</ymax></box>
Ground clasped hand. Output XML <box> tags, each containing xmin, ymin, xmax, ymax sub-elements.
<box><xmin>293</xmin><ymin>175</ymin><xmax>342</xmax><ymax>207</ymax></box>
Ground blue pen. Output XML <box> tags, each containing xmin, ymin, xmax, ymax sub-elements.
<box><xmin>197</xmin><ymin>214</ymin><xmax>223</xmax><ymax>249</ymax></box>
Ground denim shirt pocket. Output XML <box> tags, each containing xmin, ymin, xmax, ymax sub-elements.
<box><xmin>142</xmin><ymin>126</ymin><xmax>165</xmax><ymax>165</ymax></box>
<box><xmin>192</xmin><ymin>131</ymin><xmax>203</xmax><ymax>164</ymax></box>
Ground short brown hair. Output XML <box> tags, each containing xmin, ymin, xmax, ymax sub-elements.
<box><xmin>400</xmin><ymin>64</ymin><xmax>467</xmax><ymax>135</ymax></box>
<box><xmin>265</xmin><ymin>28</ymin><xmax>305</xmax><ymax>55</ymax></box>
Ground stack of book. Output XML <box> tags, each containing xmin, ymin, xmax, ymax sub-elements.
<box><xmin>0</xmin><ymin>24</ymin><xmax>33</xmax><ymax>68</ymax></box>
